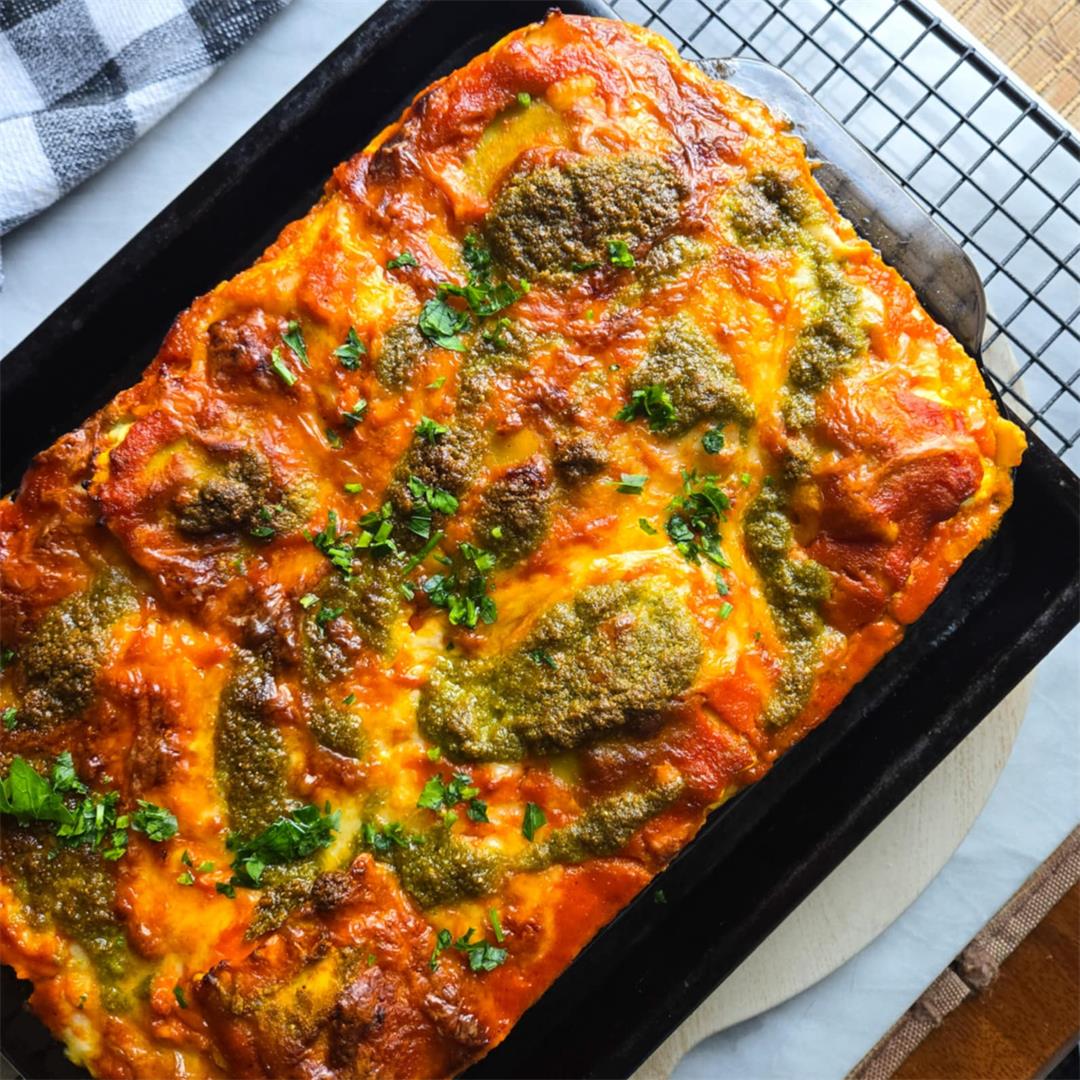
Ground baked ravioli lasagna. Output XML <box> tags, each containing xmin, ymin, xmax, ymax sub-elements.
<box><xmin>0</xmin><ymin>12</ymin><xmax>1024</xmax><ymax>1078</ymax></box>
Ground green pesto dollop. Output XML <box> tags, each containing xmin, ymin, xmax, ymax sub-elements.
<box><xmin>783</xmin><ymin>256</ymin><xmax>868</xmax><ymax>437</ymax></box>
<box><xmin>484</xmin><ymin>154</ymin><xmax>684</xmax><ymax>279</ymax></box>
<box><xmin>245</xmin><ymin>862</ymin><xmax>320</xmax><ymax>939</ymax></box>
<box><xmin>18</xmin><ymin>569</ymin><xmax>137</xmax><ymax>729</ymax></box>
<box><xmin>473</xmin><ymin>459</ymin><xmax>554</xmax><ymax>566</ymax></box>
<box><xmin>309</xmin><ymin>701</ymin><xmax>366</xmax><ymax>759</ymax></box>
<box><xmin>173</xmin><ymin>450</ymin><xmax>269</xmax><ymax>536</ymax></box>
<box><xmin>630</xmin><ymin>316</ymin><xmax>755</xmax><ymax>434</ymax></box>
<box><xmin>728</xmin><ymin>170</ymin><xmax>819</xmax><ymax>249</ymax></box>
<box><xmin>172</xmin><ymin>450</ymin><xmax>313</xmax><ymax>540</ymax></box>
<box><xmin>743</xmin><ymin>485</ymin><xmax>831</xmax><ymax>727</ymax></box>
<box><xmin>215</xmin><ymin>652</ymin><xmax>288</xmax><ymax>835</ymax></box>
<box><xmin>419</xmin><ymin>580</ymin><xmax>702</xmax><ymax>761</ymax></box>
<box><xmin>387</xmin><ymin>829</ymin><xmax>504</xmax><ymax>909</ymax></box>
<box><xmin>3</xmin><ymin>827</ymin><xmax>129</xmax><ymax>988</ymax></box>
<box><xmin>638</xmin><ymin>234</ymin><xmax>710</xmax><ymax>289</ymax></box>
<box><xmin>375</xmin><ymin>320</ymin><xmax>427</xmax><ymax>389</ymax></box>
<box><xmin>303</xmin><ymin>557</ymin><xmax>404</xmax><ymax>683</ymax></box>
<box><xmin>520</xmin><ymin>778</ymin><xmax>684</xmax><ymax>871</ymax></box>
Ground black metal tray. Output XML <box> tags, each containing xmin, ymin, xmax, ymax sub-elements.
<box><xmin>2</xmin><ymin>2</ymin><xmax>1077</xmax><ymax>1077</ymax></box>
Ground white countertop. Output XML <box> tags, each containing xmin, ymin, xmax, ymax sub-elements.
<box><xmin>2</xmin><ymin>2</ymin><xmax>1077</xmax><ymax>1076</ymax></box>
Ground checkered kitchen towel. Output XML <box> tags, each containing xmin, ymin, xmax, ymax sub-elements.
<box><xmin>0</xmin><ymin>0</ymin><xmax>289</xmax><ymax>240</ymax></box>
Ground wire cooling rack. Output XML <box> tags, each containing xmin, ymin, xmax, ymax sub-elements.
<box><xmin>609</xmin><ymin>0</ymin><xmax>1080</xmax><ymax>470</ymax></box>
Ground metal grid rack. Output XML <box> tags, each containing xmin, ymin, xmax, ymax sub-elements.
<box><xmin>609</xmin><ymin>0</ymin><xmax>1080</xmax><ymax>470</ymax></box>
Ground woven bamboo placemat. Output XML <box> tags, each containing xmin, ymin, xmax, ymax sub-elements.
<box><xmin>941</xmin><ymin>0</ymin><xmax>1080</xmax><ymax>125</ymax></box>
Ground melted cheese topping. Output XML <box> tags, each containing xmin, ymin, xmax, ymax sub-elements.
<box><xmin>0</xmin><ymin>13</ymin><xmax>1023</xmax><ymax>1079</ymax></box>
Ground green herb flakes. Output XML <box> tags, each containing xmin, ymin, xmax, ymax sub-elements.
<box><xmin>333</xmin><ymin>328</ymin><xmax>366</xmax><ymax>370</ymax></box>
<box><xmin>607</xmin><ymin>239</ymin><xmax>636</xmax><ymax>268</ymax></box>
<box><xmin>416</xmin><ymin>416</ymin><xmax>448</xmax><ymax>443</ymax></box>
<box><xmin>282</xmin><ymin>321</ymin><xmax>309</xmax><ymax>367</ymax></box>
<box><xmin>616</xmin><ymin>473</ymin><xmax>648</xmax><ymax>495</ymax></box>
<box><xmin>270</xmin><ymin>346</ymin><xmax>297</xmax><ymax>387</ymax></box>
<box><xmin>522</xmin><ymin>801</ymin><xmax>546</xmax><ymax>842</ymax></box>
<box><xmin>615</xmin><ymin>384</ymin><xmax>676</xmax><ymax>432</ymax></box>
<box><xmin>702</xmin><ymin>427</ymin><xmax>725</xmax><ymax>454</ymax></box>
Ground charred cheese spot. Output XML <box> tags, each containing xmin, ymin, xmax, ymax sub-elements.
<box><xmin>473</xmin><ymin>458</ymin><xmax>554</xmax><ymax>565</ymax></box>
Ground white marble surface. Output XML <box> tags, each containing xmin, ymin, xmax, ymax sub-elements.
<box><xmin>1</xmin><ymin>2</ymin><xmax>1077</xmax><ymax>1077</ymax></box>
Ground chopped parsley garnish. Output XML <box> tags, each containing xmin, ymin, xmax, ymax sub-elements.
<box><xmin>482</xmin><ymin>316</ymin><xmax>513</xmax><ymax>350</ymax></box>
<box><xmin>522</xmin><ymin>801</ymin><xmax>546</xmax><ymax>841</ymax></box>
<box><xmin>131</xmin><ymin>800</ymin><xmax>178</xmax><ymax>842</ymax></box>
<box><xmin>341</xmin><ymin>401</ymin><xmax>368</xmax><ymax>427</ymax></box>
<box><xmin>181</xmin><ymin>850</ymin><xmax>194</xmax><ymax>867</ymax></box>
<box><xmin>419</xmin><ymin>296</ymin><xmax>470</xmax><ymax>351</ymax></box>
<box><xmin>299</xmin><ymin>593</ymin><xmax>319</xmax><ymax>609</ymax></box>
<box><xmin>570</xmin><ymin>260</ymin><xmax>601</xmax><ymax>272</ymax></box>
<box><xmin>343</xmin><ymin>693</ymin><xmax>356</xmax><ymax>705</ymax></box>
<box><xmin>615</xmin><ymin>384</ymin><xmax>676</xmax><ymax>432</ymax></box>
<box><xmin>431</xmin><ymin>927</ymin><xmax>508</xmax><ymax>972</ymax></box>
<box><xmin>344</xmin><ymin>481</ymin><xmax>364</xmax><ymax>494</ymax></box>
<box><xmin>419</xmin><ymin>234</ymin><xmax>526</xmax><ymax>350</ymax></box>
<box><xmin>457</xmin><ymin>928</ymin><xmax>508</xmax><ymax>971</ymax></box>
<box><xmin>427</xmin><ymin>746</ymin><xmax>442</xmax><ymax>762</ymax></box>
<box><xmin>387</xmin><ymin>252</ymin><xmax>419</xmax><ymax>269</ymax></box>
<box><xmin>417</xmin><ymin>772</ymin><xmax>487</xmax><ymax>824</ymax></box>
<box><xmin>357</xmin><ymin>502</ymin><xmax>399</xmax><ymax>556</ymax></box>
<box><xmin>430</xmin><ymin>928</ymin><xmax>452</xmax><ymax>970</ymax></box>
<box><xmin>422</xmin><ymin>542</ymin><xmax>497</xmax><ymax>629</ymax></box>
<box><xmin>0</xmin><ymin>755</ymin><xmax>176</xmax><ymax>859</ymax></box>
<box><xmin>325</xmin><ymin>428</ymin><xmax>343</xmax><ymax>450</ymax></box>
<box><xmin>666</xmin><ymin>471</ymin><xmax>731</xmax><ymax>567</ymax></box>
<box><xmin>489</xmin><ymin>908</ymin><xmax>506</xmax><ymax>943</ymax></box>
<box><xmin>525</xmin><ymin>648</ymin><xmax>556</xmax><ymax>669</ymax></box>
<box><xmin>416</xmin><ymin>416</ymin><xmax>448</xmax><ymax>443</ymax></box>
<box><xmin>719</xmin><ymin>602</ymin><xmax>734</xmax><ymax>620</ymax></box>
<box><xmin>516</xmin><ymin>91</ymin><xmax>532</xmax><ymax>107</ymax></box>
<box><xmin>282</xmin><ymin>320</ymin><xmax>309</xmax><ymax>367</ymax></box>
<box><xmin>0</xmin><ymin>648</ymin><xmax>14</xmax><ymax>670</ymax></box>
<box><xmin>401</xmin><ymin>529</ymin><xmax>445</xmax><ymax>576</ymax></box>
<box><xmin>406</xmin><ymin>476</ymin><xmax>459</xmax><ymax>539</ymax></box>
<box><xmin>616</xmin><ymin>473</ymin><xmax>647</xmax><ymax>495</ymax></box>
<box><xmin>173</xmin><ymin>985</ymin><xmax>188</xmax><ymax>1009</ymax></box>
<box><xmin>702</xmin><ymin>427</ymin><xmax>725</xmax><ymax>453</ymax></box>
<box><xmin>2</xmin><ymin>707</ymin><xmax>16</xmax><ymax>730</ymax></box>
<box><xmin>250</xmin><ymin>503</ymin><xmax>283</xmax><ymax>540</ymax></box>
<box><xmin>226</xmin><ymin>803</ymin><xmax>340</xmax><ymax>889</ymax></box>
<box><xmin>639</xmin><ymin>517</ymin><xmax>658</xmax><ymax>535</ymax></box>
<box><xmin>309</xmin><ymin>510</ymin><xmax>355</xmax><ymax>577</ymax></box>
<box><xmin>362</xmin><ymin>820</ymin><xmax>419</xmax><ymax>856</ymax></box>
<box><xmin>427</xmin><ymin>375</ymin><xmax>447</xmax><ymax>390</ymax></box>
<box><xmin>607</xmin><ymin>239</ymin><xmax>636</xmax><ymax>268</ymax></box>
<box><xmin>215</xmin><ymin>881</ymin><xmax>236</xmax><ymax>899</ymax></box>
<box><xmin>740</xmin><ymin>472</ymin><xmax>752</xmax><ymax>486</ymax></box>
<box><xmin>333</xmin><ymin>327</ymin><xmax>366</xmax><ymax>369</ymax></box>
<box><xmin>314</xmin><ymin>603</ymin><xmax>344</xmax><ymax>630</ymax></box>
<box><xmin>177</xmin><ymin>871</ymin><xmax>195</xmax><ymax>886</ymax></box>
<box><xmin>716</xmin><ymin>575</ymin><xmax>730</xmax><ymax>597</ymax></box>
<box><xmin>270</xmin><ymin>346</ymin><xmax>297</xmax><ymax>387</ymax></box>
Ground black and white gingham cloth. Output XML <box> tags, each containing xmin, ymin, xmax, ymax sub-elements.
<box><xmin>0</xmin><ymin>0</ymin><xmax>289</xmax><ymax>240</ymax></box>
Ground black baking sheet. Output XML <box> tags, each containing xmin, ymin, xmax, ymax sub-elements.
<box><xmin>2</xmin><ymin>2</ymin><xmax>1077</xmax><ymax>1077</ymax></box>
